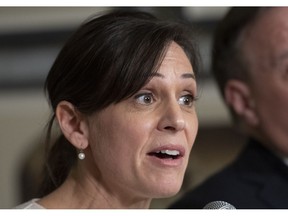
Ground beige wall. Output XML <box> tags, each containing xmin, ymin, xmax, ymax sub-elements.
<box><xmin>0</xmin><ymin>90</ymin><xmax>48</xmax><ymax>208</ymax></box>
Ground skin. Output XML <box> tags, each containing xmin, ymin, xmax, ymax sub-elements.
<box><xmin>39</xmin><ymin>42</ymin><xmax>198</xmax><ymax>208</ymax></box>
<box><xmin>236</xmin><ymin>7</ymin><xmax>288</xmax><ymax>156</ymax></box>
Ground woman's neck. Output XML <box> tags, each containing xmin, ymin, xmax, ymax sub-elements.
<box><xmin>38</xmin><ymin>166</ymin><xmax>151</xmax><ymax>209</ymax></box>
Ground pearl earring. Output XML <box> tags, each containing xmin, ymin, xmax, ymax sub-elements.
<box><xmin>78</xmin><ymin>149</ymin><xmax>85</xmax><ymax>160</ymax></box>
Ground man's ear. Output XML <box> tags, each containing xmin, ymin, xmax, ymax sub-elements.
<box><xmin>55</xmin><ymin>101</ymin><xmax>89</xmax><ymax>150</ymax></box>
<box><xmin>225</xmin><ymin>80</ymin><xmax>259</xmax><ymax>126</ymax></box>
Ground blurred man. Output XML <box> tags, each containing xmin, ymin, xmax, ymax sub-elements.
<box><xmin>170</xmin><ymin>7</ymin><xmax>288</xmax><ymax>209</ymax></box>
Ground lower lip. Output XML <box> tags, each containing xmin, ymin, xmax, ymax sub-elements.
<box><xmin>147</xmin><ymin>155</ymin><xmax>184</xmax><ymax>167</ymax></box>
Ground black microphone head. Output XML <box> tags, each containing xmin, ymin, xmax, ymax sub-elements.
<box><xmin>203</xmin><ymin>201</ymin><xmax>236</xmax><ymax>209</ymax></box>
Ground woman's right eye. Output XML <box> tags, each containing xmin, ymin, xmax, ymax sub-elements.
<box><xmin>135</xmin><ymin>93</ymin><xmax>154</xmax><ymax>105</ymax></box>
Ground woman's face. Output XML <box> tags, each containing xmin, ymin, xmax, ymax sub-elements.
<box><xmin>87</xmin><ymin>42</ymin><xmax>198</xmax><ymax>200</ymax></box>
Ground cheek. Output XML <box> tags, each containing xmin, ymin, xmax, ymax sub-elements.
<box><xmin>88</xmin><ymin>118</ymin><xmax>140</xmax><ymax>177</ymax></box>
<box><xmin>251</xmin><ymin>78</ymin><xmax>288</xmax><ymax>134</ymax></box>
<box><xmin>253</xmin><ymin>83</ymin><xmax>286</xmax><ymax>116</ymax></box>
<box><xmin>92</xmin><ymin>114</ymin><xmax>153</xmax><ymax>157</ymax></box>
<box><xmin>186</xmin><ymin>114</ymin><xmax>198</xmax><ymax>149</ymax></box>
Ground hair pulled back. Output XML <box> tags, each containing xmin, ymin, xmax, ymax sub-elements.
<box><xmin>41</xmin><ymin>9</ymin><xmax>200</xmax><ymax>196</ymax></box>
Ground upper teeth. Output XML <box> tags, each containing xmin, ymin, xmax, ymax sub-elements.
<box><xmin>156</xmin><ymin>150</ymin><xmax>180</xmax><ymax>156</ymax></box>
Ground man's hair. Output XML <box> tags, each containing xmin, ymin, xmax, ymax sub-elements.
<box><xmin>211</xmin><ymin>7</ymin><xmax>266</xmax><ymax>121</ymax></box>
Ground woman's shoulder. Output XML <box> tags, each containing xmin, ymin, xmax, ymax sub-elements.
<box><xmin>14</xmin><ymin>198</ymin><xmax>45</xmax><ymax>209</ymax></box>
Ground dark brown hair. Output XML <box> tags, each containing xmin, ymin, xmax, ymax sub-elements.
<box><xmin>40</xmin><ymin>9</ymin><xmax>201</xmax><ymax>196</ymax></box>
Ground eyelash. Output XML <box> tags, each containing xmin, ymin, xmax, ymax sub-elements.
<box><xmin>134</xmin><ymin>92</ymin><xmax>198</xmax><ymax>107</ymax></box>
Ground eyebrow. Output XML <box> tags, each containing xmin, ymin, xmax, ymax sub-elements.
<box><xmin>153</xmin><ymin>72</ymin><xmax>196</xmax><ymax>80</ymax></box>
<box><xmin>181</xmin><ymin>73</ymin><xmax>196</xmax><ymax>80</ymax></box>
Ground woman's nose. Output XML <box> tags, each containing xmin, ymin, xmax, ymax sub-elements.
<box><xmin>157</xmin><ymin>101</ymin><xmax>185</xmax><ymax>132</ymax></box>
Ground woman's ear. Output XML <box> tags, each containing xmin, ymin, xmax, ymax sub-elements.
<box><xmin>55</xmin><ymin>101</ymin><xmax>89</xmax><ymax>150</ymax></box>
<box><xmin>224</xmin><ymin>80</ymin><xmax>259</xmax><ymax>126</ymax></box>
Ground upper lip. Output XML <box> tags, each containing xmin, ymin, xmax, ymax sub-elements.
<box><xmin>148</xmin><ymin>144</ymin><xmax>185</xmax><ymax>157</ymax></box>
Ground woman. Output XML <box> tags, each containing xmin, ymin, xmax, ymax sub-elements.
<box><xmin>16</xmin><ymin>9</ymin><xmax>200</xmax><ymax>209</ymax></box>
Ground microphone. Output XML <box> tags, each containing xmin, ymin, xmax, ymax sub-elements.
<box><xmin>203</xmin><ymin>201</ymin><xmax>236</xmax><ymax>209</ymax></box>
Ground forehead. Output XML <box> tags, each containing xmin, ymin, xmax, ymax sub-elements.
<box><xmin>242</xmin><ymin>8</ymin><xmax>288</xmax><ymax>68</ymax></box>
<box><xmin>246</xmin><ymin>7</ymin><xmax>288</xmax><ymax>45</ymax></box>
<box><xmin>252</xmin><ymin>8</ymin><xmax>288</xmax><ymax>39</ymax></box>
<box><xmin>164</xmin><ymin>42</ymin><xmax>187</xmax><ymax>57</ymax></box>
<box><xmin>161</xmin><ymin>42</ymin><xmax>193</xmax><ymax>68</ymax></box>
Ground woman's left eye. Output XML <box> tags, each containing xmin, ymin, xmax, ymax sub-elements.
<box><xmin>178</xmin><ymin>95</ymin><xmax>195</xmax><ymax>107</ymax></box>
<box><xmin>135</xmin><ymin>93</ymin><xmax>154</xmax><ymax>105</ymax></box>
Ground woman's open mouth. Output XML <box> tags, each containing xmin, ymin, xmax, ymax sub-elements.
<box><xmin>148</xmin><ymin>150</ymin><xmax>181</xmax><ymax>160</ymax></box>
<box><xmin>147</xmin><ymin>145</ymin><xmax>185</xmax><ymax>167</ymax></box>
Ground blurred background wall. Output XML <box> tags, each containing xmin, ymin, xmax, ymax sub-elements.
<box><xmin>0</xmin><ymin>7</ymin><xmax>247</xmax><ymax>208</ymax></box>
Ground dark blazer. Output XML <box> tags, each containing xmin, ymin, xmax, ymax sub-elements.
<box><xmin>170</xmin><ymin>138</ymin><xmax>288</xmax><ymax>209</ymax></box>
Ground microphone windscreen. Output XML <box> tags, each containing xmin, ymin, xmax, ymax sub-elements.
<box><xmin>203</xmin><ymin>201</ymin><xmax>236</xmax><ymax>209</ymax></box>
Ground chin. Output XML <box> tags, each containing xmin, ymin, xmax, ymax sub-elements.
<box><xmin>141</xmin><ymin>168</ymin><xmax>186</xmax><ymax>199</ymax></box>
<box><xmin>150</xmin><ymin>180</ymin><xmax>183</xmax><ymax>199</ymax></box>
